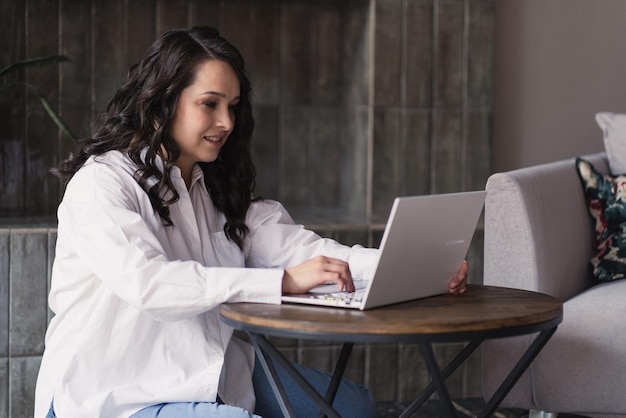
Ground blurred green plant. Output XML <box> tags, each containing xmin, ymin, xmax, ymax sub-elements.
<box><xmin>0</xmin><ymin>55</ymin><xmax>76</xmax><ymax>142</ymax></box>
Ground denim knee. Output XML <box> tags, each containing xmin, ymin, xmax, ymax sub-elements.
<box><xmin>252</xmin><ymin>358</ymin><xmax>377</xmax><ymax>418</ymax></box>
<box><xmin>130</xmin><ymin>402</ymin><xmax>261</xmax><ymax>418</ymax></box>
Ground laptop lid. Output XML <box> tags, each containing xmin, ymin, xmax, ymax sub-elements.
<box><xmin>281</xmin><ymin>191</ymin><xmax>486</xmax><ymax>310</ymax></box>
<box><xmin>360</xmin><ymin>190</ymin><xmax>486</xmax><ymax>309</ymax></box>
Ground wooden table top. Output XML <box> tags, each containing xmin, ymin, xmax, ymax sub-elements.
<box><xmin>219</xmin><ymin>285</ymin><xmax>563</xmax><ymax>343</ymax></box>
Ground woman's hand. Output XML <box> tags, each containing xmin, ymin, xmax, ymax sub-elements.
<box><xmin>448</xmin><ymin>260</ymin><xmax>468</xmax><ymax>295</ymax></box>
<box><xmin>282</xmin><ymin>256</ymin><xmax>354</xmax><ymax>294</ymax></box>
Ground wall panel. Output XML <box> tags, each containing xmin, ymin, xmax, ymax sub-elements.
<box><xmin>405</xmin><ymin>0</ymin><xmax>434</xmax><ymax>107</ymax></box>
<box><xmin>156</xmin><ymin>0</ymin><xmax>187</xmax><ymax>34</ymax></box>
<box><xmin>402</xmin><ymin>108</ymin><xmax>431</xmax><ymax>196</ymax></box>
<box><xmin>219</xmin><ymin>0</ymin><xmax>252</xmax><ymax>64</ymax></box>
<box><xmin>431</xmin><ymin>109</ymin><xmax>462</xmax><ymax>193</ymax></box>
<box><xmin>24</xmin><ymin>0</ymin><xmax>60</xmax><ymax>212</ymax></box>
<box><xmin>9</xmin><ymin>357</ymin><xmax>41</xmax><ymax>418</ymax></box>
<box><xmin>0</xmin><ymin>232</ymin><xmax>8</xmax><ymax>358</ymax></box>
<box><xmin>281</xmin><ymin>2</ymin><xmax>312</xmax><ymax>106</ymax></box>
<box><xmin>374</xmin><ymin>0</ymin><xmax>402</xmax><ymax>107</ymax></box>
<box><xmin>93</xmin><ymin>0</ymin><xmax>125</xmax><ymax>114</ymax></box>
<box><xmin>127</xmin><ymin>0</ymin><xmax>157</xmax><ymax>64</ymax></box>
<box><xmin>341</xmin><ymin>3</ymin><xmax>370</xmax><ymax>107</ymax></box>
<box><xmin>312</xmin><ymin>5</ymin><xmax>342</xmax><ymax>105</ymax></box>
<box><xmin>9</xmin><ymin>230</ymin><xmax>48</xmax><ymax>357</ymax></box>
<box><xmin>188</xmin><ymin>0</ymin><xmax>219</xmax><ymax>28</ymax></box>
<box><xmin>248</xmin><ymin>1</ymin><xmax>281</xmax><ymax>105</ymax></box>
<box><xmin>251</xmin><ymin>105</ymin><xmax>280</xmax><ymax>199</ymax></box>
<box><xmin>434</xmin><ymin>1</ymin><xmax>464</xmax><ymax>107</ymax></box>
<box><xmin>280</xmin><ymin>105</ymin><xmax>310</xmax><ymax>207</ymax></box>
<box><xmin>372</xmin><ymin>107</ymin><xmax>401</xmax><ymax>222</ymax></box>
<box><xmin>467</xmin><ymin>0</ymin><xmax>494</xmax><ymax>107</ymax></box>
<box><xmin>60</xmin><ymin>0</ymin><xmax>92</xmax><ymax>144</ymax></box>
<box><xmin>464</xmin><ymin>109</ymin><xmax>491</xmax><ymax>191</ymax></box>
<box><xmin>339</xmin><ymin>106</ymin><xmax>369</xmax><ymax>221</ymax></box>
<box><xmin>0</xmin><ymin>0</ymin><xmax>26</xmax><ymax>211</ymax></box>
<box><xmin>0</xmin><ymin>358</ymin><xmax>6</xmax><ymax>418</ymax></box>
<box><xmin>311</xmin><ymin>106</ymin><xmax>342</xmax><ymax>207</ymax></box>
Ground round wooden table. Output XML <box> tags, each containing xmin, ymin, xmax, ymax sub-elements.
<box><xmin>220</xmin><ymin>285</ymin><xmax>563</xmax><ymax>417</ymax></box>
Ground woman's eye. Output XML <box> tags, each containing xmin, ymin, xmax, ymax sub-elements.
<box><xmin>203</xmin><ymin>101</ymin><xmax>217</xmax><ymax>108</ymax></box>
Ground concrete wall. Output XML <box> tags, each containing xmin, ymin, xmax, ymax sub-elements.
<box><xmin>493</xmin><ymin>0</ymin><xmax>626</xmax><ymax>172</ymax></box>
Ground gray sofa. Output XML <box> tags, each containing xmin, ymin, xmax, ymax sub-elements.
<box><xmin>482</xmin><ymin>152</ymin><xmax>626</xmax><ymax>417</ymax></box>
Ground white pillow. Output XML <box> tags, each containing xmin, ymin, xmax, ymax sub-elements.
<box><xmin>596</xmin><ymin>112</ymin><xmax>626</xmax><ymax>174</ymax></box>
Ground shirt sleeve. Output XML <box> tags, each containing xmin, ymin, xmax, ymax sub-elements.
<box><xmin>56</xmin><ymin>161</ymin><xmax>282</xmax><ymax>322</ymax></box>
<box><xmin>244</xmin><ymin>200</ymin><xmax>380</xmax><ymax>279</ymax></box>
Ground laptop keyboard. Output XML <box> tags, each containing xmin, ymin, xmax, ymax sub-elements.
<box><xmin>311</xmin><ymin>287</ymin><xmax>366</xmax><ymax>306</ymax></box>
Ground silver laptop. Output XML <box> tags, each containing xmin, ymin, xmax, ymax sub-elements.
<box><xmin>281</xmin><ymin>191</ymin><xmax>486</xmax><ymax>310</ymax></box>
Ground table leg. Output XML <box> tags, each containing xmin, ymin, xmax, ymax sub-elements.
<box><xmin>478</xmin><ymin>327</ymin><xmax>557</xmax><ymax>418</ymax></box>
<box><xmin>399</xmin><ymin>340</ymin><xmax>482</xmax><ymax>418</ymax></box>
<box><xmin>252</xmin><ymin>337</ymin><xmax>298</xmax><ymax>417</ymax></box>
<box><xmin>248</xmin><ymin>333</ymin><xmax>347</xmax><ymax>418</ymax></box>
<box><xmin>418</xmin><ymin>341</ymin><xmax>459</xmax><ymax>417</ymax></box>
<box><xmin>317</xmin><ymin>343</ymin><xmax>354</xmax><ymax>418</ymax></box>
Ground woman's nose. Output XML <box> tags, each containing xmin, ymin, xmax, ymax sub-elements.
<box><xmin>215</xmin><ymin>106</ymin><xmax>234</xmax><ymax>132</ymax></box>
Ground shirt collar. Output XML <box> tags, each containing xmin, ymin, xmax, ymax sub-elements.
<box><xmin>189</xmin><ymin>164</ymin><xmax>205</xmax><ymax>189</ymax></box>
<box><xmin>140</xmin><ymin>149</ymin><xmax>206</xmax><ymax>193</ymax></box>
<box><xmin>166</xmin><ymin>164</ymin><xmax>206</xmax><ymax>191</ymax></box>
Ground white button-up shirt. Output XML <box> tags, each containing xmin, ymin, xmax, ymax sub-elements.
<box><xmin>34</xmin><ymin>151</ymin><xmax>378</xmax><ymax>418</ymax></box>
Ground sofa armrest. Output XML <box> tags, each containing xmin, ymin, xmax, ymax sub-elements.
<box><xmin>484</xmin><ymin>152</ymin><xmax>607</xmax><ymax>301</ymax></box>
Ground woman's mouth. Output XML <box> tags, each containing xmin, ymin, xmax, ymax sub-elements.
<box><xmin>204</xmin><ymin>136</ymin><xmax>223</xmax><ymax>143</ymax></box>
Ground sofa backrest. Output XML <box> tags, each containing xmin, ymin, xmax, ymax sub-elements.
<box><xmin>484</xmin><ymin>152</ymin><xmax>607</xmax><ymax>301</ymax></box>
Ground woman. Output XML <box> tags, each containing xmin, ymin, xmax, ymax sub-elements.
<box><xmin>35</xmin><ymin>26</ymin><xmax>467</xmax><ymax>418</ymax></box>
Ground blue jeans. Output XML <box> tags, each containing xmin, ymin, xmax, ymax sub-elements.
<box><xmin>130</xmin><ymin>401</ymin><xmax>259</xmax><ymax>418</ymax></box>
<box><xmin>252</xmin><ymin>357</ymin><xmax>377</xmax><ymax>418</ymax></box>
<box><xmin>46</xmin><ymin>400</ymin><xmax>258</xmax><ymax>418</ymax></box>
<box><xmin>46</xmin><ymin>358</ymin><xmax>377</xmax><ymax>417</ymax></box>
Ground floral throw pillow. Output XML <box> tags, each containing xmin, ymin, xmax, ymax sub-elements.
<box><xmin>576</xmin><ymin>157</ymin><xmax>626</xmax><ymax>282</ymax></box>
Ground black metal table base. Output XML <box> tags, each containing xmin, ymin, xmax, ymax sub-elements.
<box><xmin>249</xmin><ymin>333</ymin><xmax>353</xmax><ymax>418</ymax></box>
<box><xmin>247</xmin><ymin>327</ymin><xmax>558</xmax><ymax>418</ymax></box>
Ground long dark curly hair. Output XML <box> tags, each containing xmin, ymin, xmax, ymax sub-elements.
<box><xmin>53</xmin><ymin>26</ymin><xmax>256</xmax><ymax>249</ymax></box>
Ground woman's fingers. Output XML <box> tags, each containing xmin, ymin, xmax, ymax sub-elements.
<box><xmin>319</xmin><ymin>257</ymin><xmax>354</xmax><ymax>291</ymax></box>
<box><xmin>308</xmin><ymin>256</ymin><xmax>354</xmax><ymax>292</ymax></box>
<box><xmin>448</xmin><ymin>260</ymin><xmax>468</xmax><ymax>295</ymax></box>
<box><xmin>282</xmin><ymin>256</ymin><xmax>354</xmax><ymax>294</ymax></box>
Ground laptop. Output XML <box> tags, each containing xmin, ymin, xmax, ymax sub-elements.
<box><xmin>281</xmin><ymin>191</ymin><xmax>486</xmax><ymax>310</ymax></box>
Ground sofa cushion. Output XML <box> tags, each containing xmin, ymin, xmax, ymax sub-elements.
<box><xmin>576</xmin><ymin>157</ymin><xmax>626</xmax><ymax>282</ymax></box>
<box><xmin>532</xmin><ymin>279</ymin><xmax>626</xmax><ymax>414</ymax></box>
<box><xmin>596</xmin><ymin>112</ymin><xmax>626</xmax><ymax>174</ymax></box>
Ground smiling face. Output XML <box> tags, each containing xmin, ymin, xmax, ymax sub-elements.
<box><xmin>169</xmin><ymin>59</ymin><xmax>241</xmax><ymax>184</ymax></box>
